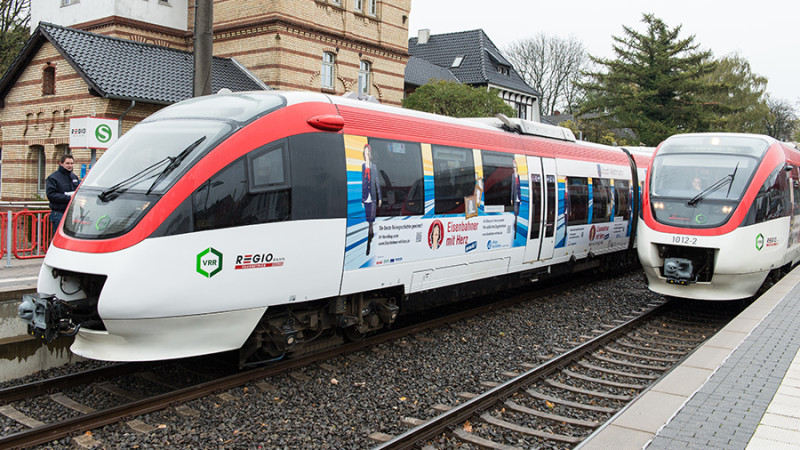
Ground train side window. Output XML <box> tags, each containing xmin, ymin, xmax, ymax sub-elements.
<box><xmin>747</xmin><ymin>164</ymin><xmax>791</xmax><ymax>225</ymax></box>
<box><xmin>248</xmin><ymin>143</ymin><xmax>289</xmax><ymax>192</ymax></box>
<box><xmin>613</xmin><ymin>179</ymin><xmax>631</xmax><ymax>220</ymax></box>
<box><xmin>545</xmin><ymin>175</ymin><xmax>556</xmax><ymax>237</ymax></box>
<box><xmin>432</xmin><ymin>145</ymin><xmax>475</xmax><ymax>214</ymax></box>
<box><xmin>194</xmin><ymin>155</ymin><xmax>290</xmax><ymax>232</ymax></box>
<box><xmin>566</xmin><ymin>177</ymin><xmax>589</xmax><ymax>226</ymax></box>
<box><xmin>592</xmin><ymin>178</ymin><xmax>612</xmax><ymax>223</ymax></box>
<box><xmin>481</xmin><ymin>151</ymin><xmax>514</xmax><ymax>212</ymax></box>
<box><xmin>530</xmin><ymin>174</ymin><xmax>542</xmax><ymax>240</ymax></box>
<box><xmin>367</xmin><ymin>138</ymin><xmax>424</xmax><ymax>216</ymax></box>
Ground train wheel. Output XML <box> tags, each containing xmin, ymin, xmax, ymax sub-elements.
<box><xmin>343</xmin><ymin>325</ymin><xmax>366</xmax><ymax>342</ymax></box>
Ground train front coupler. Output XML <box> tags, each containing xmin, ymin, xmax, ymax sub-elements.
<box><xmin>18</xmin><ymin>293</ymin><xmax>97</xmax><ymax>342</ymax></box>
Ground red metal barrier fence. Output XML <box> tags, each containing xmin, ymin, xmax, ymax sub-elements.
<box><xmin>13</xmin><ymin>210</ymin><xmax>51</xmax><ymax>259</ymax></box>
<box><xmin>1</xmin><ymin>209</ymin><xmax>51</xmax><ymax>260</ymax></box>
<box><xmin>0</xmin><ymin>213</ymin><xmax>6</xmax><ymax>258</ymax></box>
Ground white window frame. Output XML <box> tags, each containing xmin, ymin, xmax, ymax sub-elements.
<box><xmin>354</xmin><ymin>0</ymin><xmax>363</xmax><ymax>11</ymax></box>
<box><xmin>36</xmin><ymin>146</ymin><xmax>46</xmax><ymax>194</ymax></box>
<box><xmin>321</xmin><ymin>52</ymin><xmax>336</xmax><ymax>90</ymax></box>
<box><xmin>367</xmin><ymin>0</ymin><xmax>377</xmax><ymax>16</ymax></box>
<box><xmin>358</xmin><ymin>61</ymin><xmax>371</xmax><ymax>95</ymax></box>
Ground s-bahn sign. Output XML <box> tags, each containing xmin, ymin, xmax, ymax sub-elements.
<box><xmin>70</xmin><ymin>117</ymin><xmax>119</xmax><ymax>149</ymax></box>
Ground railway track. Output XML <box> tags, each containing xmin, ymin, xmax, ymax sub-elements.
<box><xmin>0</xmin><ymin>272</ymin><xmax>618</xmax><ymax>449</ymax></box>
<box><xmin>373</xmin><ymin>300</ymin><xmax>736</xmax><ymax>449</ymax></box>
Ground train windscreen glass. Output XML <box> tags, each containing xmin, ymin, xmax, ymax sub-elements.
<box><xmin>649</xmin><ymin>135</ymin><xmax>769</xmax><ymax>228</ymax></box>
<box><xmin>63</xmin><ymin>119</ymin><xmax>232</xmax><ymax>239</ymax></box>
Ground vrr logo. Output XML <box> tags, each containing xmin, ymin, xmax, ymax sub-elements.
<box><xmin>196</xmin><ymin>247</ymin><xmax>223</xmax><ymax>278</ymax></box>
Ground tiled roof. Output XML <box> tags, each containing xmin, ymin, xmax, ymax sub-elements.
<box><xmin>408</xmin><ymin>29</ymin><xmax>539</xmax><ymax>96</ymax></box>
<box><xmin>404</xmin><ymin>56</ymin><xmax>460</xmax><ymax>87</ymax></box>
<box><xmin>0</xmin><ymin>22</ymin><xmax>268</xmax><ymax>106</ymax></box>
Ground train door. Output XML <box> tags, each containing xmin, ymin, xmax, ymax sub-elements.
<box><xmin>524</xmin><ymin>157</ymin><xmax>556</xmax><ymax>262</ymax></box>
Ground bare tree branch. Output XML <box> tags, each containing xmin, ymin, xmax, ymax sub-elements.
<box><xmin>504</xmin><ymin>33</ymin><xmax>590</xmax><ymax>116</ymax></box>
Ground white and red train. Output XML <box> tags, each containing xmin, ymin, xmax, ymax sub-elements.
<box><xmin>638</xmin><ymin>133</ymin><xmax>800</xmax><ymax>300</ymax></box>
<box><xmin>19</xmin><ymin>91</ymin><xmax>649</xmax><ymax>364</ymax></box>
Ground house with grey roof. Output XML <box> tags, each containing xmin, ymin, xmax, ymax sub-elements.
<box><xmin>0</xmin><ymin>22</ymin><xmax>267</xmax><ymax>200</ymax></box>
<box><xmin>407</xmin><ymin>29</ymin><xmax>541</xmax><ymax>122</ymax></box>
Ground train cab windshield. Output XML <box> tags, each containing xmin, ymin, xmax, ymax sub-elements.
<box><xmin>649</xmin><ymin>135</ymin><xmax>770</xmax><ymax>228</ymax></box>
<box><xmin>62</xmin><ymin>92</ymin><xmax>286</xmax><ymax>239</ymax></box>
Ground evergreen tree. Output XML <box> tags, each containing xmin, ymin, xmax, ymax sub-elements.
<box><xmin>403</xmin><ymin>80</ymin><xmax>515</xmax><ymax>118</ymax></box>
<box><xmin>579</xmin><ymin>14</ymin><xmax>727</xmax><ymax>146</ymax></box>
<box><xmin>704</xmin><ymin>53</ymin><xmax>770</xmax><ymax>134</ymax></box>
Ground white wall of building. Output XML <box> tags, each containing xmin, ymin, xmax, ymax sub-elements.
<box><xmin>31</xmin><ymin>0</ymin><xmax>189</xmax><ymax>32</ymax></box>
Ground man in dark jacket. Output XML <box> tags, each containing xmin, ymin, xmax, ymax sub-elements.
<box><xmin>46</xmin><ymin>154</ymin><xmax>80</xmax><ymax>230</ymax></box>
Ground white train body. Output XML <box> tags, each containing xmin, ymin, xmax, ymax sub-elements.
<box><xmin>638</xmin><ymin>133</ymin><xmax>800</xmax><ymax>300</ymax></box>
<box><xmin>22</xmin><ymin>92</ymin><xmax>648</xmax><ymax>362</ymax></box>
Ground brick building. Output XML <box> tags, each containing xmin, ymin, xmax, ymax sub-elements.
<box><xmin>0</xmin><ymin>0</ymin><xmax>411</xmax><ymax>201</ymax></box>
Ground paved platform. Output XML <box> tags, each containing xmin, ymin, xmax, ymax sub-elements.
<box><xmin>0</xmin><ymin>256</ymin><xmax>42</xmax><ymax>299</ymax></box>
<box><xmin>580</xmin><ymin>267</ymin><xmax>800</xmax><ymax>450</ymax></box>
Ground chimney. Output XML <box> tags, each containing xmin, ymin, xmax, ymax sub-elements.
<box><xmin>418</xmin><ymin>29</ymin><xmax>430</xmax><ymax>45</ymax></box>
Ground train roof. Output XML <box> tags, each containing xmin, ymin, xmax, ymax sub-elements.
<box><xmin>148</xmin><ymin>90</ymin><xmax>646</xmax><ymax>167</ymax></box>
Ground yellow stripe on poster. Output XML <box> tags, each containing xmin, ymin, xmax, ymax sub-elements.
<box><xmin>345</xmin><ymin>134</ymin><xmax>369</xmax><ymax>171</ymax></box>
<box><xmin>473</xmin><ymin>149</ymin><xmax>484</xmax><ymax>180</ymax></box>
<box><xmin>422</xmin><ymin>143</ymin><xmax>433</xmax><ymax>176</ymax></box>
<box><xmin>514</xmin><ymin>154</ymin><xmax>528</xmax><ymax>176</ymax></box>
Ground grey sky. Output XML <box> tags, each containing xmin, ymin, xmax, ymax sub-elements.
<box><xmin>409</xmin><ymin>0</ymin><xmax>799</xmax><ymax>108</ymax></box>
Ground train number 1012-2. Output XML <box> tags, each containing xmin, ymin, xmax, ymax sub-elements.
<box><xmin>672</xmin><ymin>235</ymin><xmax>698</xmax><ymax>245</ymax></box>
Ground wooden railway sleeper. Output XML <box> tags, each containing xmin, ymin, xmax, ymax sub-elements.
<box><xmin>604</xmin><ymin>346</ymin><xmax>681</xmax><ymax>363</ymax></box>
<box><xmin>545</xmin><ymin>379</ymin><xmax>634</xmax><ymax>401</ymax></box>
<box><xmin>615</xmin><ymin>339</ymin><xmax>688</xmax><ymax>356</ymax></box>
<box><xmin>562</xmin><ymin>369</ymin><xmax>648</xmax><ymax>390</ymax></box>
<box><xmin>577</xmin><ymin>360</ymin><xmax>660</xmax><ymax>380</ymax></box>
<box><xmin>591</xmin><ymin>353</ymin><xmax>670</xmax><ymax>371</ymax></box>
<box><xmin>480</xmin><ymin>412</ymin><xmax>584</xmax><ymax>444</ymax></box>
<box><xmin>627</xmin><ymin>334</ymin><xmax>697</xmax><ymax>349</ymax></box>
<box><xmin>525</xmin><ymin>389</ymin><xmax>618</xmax><ymax>414</ymax></box>
<box><xmin>504</xmin><ymin>400</ymin><xmax>599</xmax><ymax>428</ymax></box>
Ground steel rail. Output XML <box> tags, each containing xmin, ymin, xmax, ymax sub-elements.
<box><xmin>374</xmin><ymin>299</ymin><xmax>671</xmax><ymax>450</ymax></box>
<box><xmin>0</xmin><ymin>272</ymin><xmax>613</xmax><ymax>449</ymax></box>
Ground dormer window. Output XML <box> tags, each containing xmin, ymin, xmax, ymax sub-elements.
<box><xmin>42</xmin><ymin>65</ymin><xmax>55</xmax><ymax>96</ymax></box>
<box><xmin>498</xmin><ymin>65</ymin><xmax>510</xmax><ymax>76</ymax></box>
<box><xmin>451</xmin><ymin>56</ymin><xmax>464</xmax><ymax>68</ymax></box>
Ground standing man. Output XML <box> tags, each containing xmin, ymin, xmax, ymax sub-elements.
<box><xmin>361</xmin><ymin>144</ymin><xmax>381</xmax><ymax>255</ymax></box>
<box><xmin>46</xmin><ymin>154</ymin><xmax>80</xmax><ymax>230</ymax></box>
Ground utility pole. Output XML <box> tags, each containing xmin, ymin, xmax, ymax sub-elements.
<box><xmin>193</xmin><ymin>0</ymin><xmax>213</xmax><ymax>97</ymax></box>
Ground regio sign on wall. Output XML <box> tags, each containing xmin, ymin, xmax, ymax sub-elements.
<box><xmin>69</xmin><ymin>117</ymin><xmax>119</xmax><ymax>149</ymax></box>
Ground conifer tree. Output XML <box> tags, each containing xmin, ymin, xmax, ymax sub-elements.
<box><xmin>579</xmin><ymin>14</ymin><xmax>727</xmax><ymax>145</ymax></box>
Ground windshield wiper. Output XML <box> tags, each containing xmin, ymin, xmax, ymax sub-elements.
<box><xmin>688</xmin><ymin>163</ymin><xmax>740</xmax><ymax>207</ymax></box>
<box><xmin>98</xmin><ymin>158</ymin><xmax>170</xmax><ymax>202</ymax></box>
<box><xmin>145</xmin><ymin>136</ymin><xmax>206</xmax><ymax>195</ymax></box>
<box><xmin>97</xmin><ymin>136</ymin><xmax>207</xmax><ymax>202</ymax></box>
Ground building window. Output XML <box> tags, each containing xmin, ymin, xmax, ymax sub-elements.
<box><xmin>61</xmin><ymin>0</ymin><xmax>79</xmax><ymax>6</ymax></box>
<box><xmin>498</xmin><ymin>65</ymin><xmax>510</xmax><ymax>76</ymax></box>
<box><xmin>354</xmin><ymin>0</ymin><xmax>363</xmax><ymax>11</ymax></box>
<box><xmin>34</xmin><ymin>146</ymin><xmax>46</xmax><ymax>194</ymax></box>
<box><xmin>358</xmin><ymin>61</ymin><xmax>371</xmax><ymax>95</ymax></box>
<box><xmin>321</xmin><ymin>52</ymin><xmax>335</xmax><ymax>90</ymax></box>
<box><xmin>367</xmin><ymin>0</ymin><xmax>376</xmax><ymax>15</ymax></box>
<box><xmin>451</xmin><ymin>56</ymin><xmax>464</xmax><ymax>68</ymax></box>
<box><xmin>42</xmin><ymin>65</ymin><xmax>55</xmax><ymax>96</ymax></box>
<box><xmin>516</xmin><ymin>103</ymin><xmax>527</xmax><ymax>120</ymax></box>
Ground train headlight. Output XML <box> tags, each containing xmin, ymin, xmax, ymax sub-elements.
<box><xmin>721</xmin><ymin>205</ymin><xmax>733</xmax><ymax>214</ymax></box>
<box><xmin>653</xmin><ymin>202</ymin><xmax>665</xmax><ymax>210</ymax></box>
